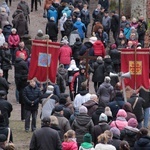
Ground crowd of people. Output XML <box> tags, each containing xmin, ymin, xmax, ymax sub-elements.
<box><xmin>0</xmin><ymin>0</ymin><xmax>150</xmax><ymax>150</ymax></box>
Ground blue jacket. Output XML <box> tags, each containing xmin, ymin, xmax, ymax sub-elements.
<box><xmin>23</xmin><ymin>85</ymin><xmax>41</xmax><ymax>111</ymax></box>
<box><xmin>124</xmin><ymin>27</ymin><xmax>131</xmax><ymax>40</ymax></box>
<box><xmin>73</xmin><ymin>21</ymin><xmax>86</xmax><ymax>39</ymax></box>
<box><xmin>62</xmin><ymin>7</ymin><xmax>72</xmax><ymax>17</ymax></box>
<box><xmin>47</xmin><ymin>6</ymin><xmax>58</xmax><ymax>22</ymax></box>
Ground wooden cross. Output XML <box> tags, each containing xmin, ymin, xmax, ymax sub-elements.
<box><xmin>78</xmin><ymin>48</ymin><xmax>97</xmax><ymax>77</ymax></box>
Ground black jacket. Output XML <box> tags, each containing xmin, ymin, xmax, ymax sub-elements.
<box><xmin>72</xmin><ymin>113</ymin><xmax>94</xmax><ymax>145</ymax></box>
<box><xmin>111</xmin><ymin>14</ymin><xmax>119</xmax><ymax>32</ymax></box>
<box><xmin>23</xmin><ymin>85</ymin><xmax>41</xmax><ymax>111</ymax></box>
<box><xmin>72</xmin><ymin>41</ymin><xmax>82</xmax><ymax>60</ymax></box>
<box><xmin>1</xmin><ymin>48</ymin><xmax>12</xmax><ymax>70</ymax></box>
<box><xmin>128</xmin><ymin>94</ymin><xmax>145</xmax><ymax>122</ymax></box>
<box><xmin>46</xmin><ymin>20</ymin><xmax>58</xmax><ymax>37</ymax></box>
<box><xmin>0</xmin><ymin>98</ymin><xmax>13</xmax><ymax>127</ymax></box>
<box><xmin>30</xmin><ymin>126</ymin><xmax>62</xmax><ymax>150</ymax></box>
<box><xmin>109</xmin><ymin>48</ymin><xmax>121</xmax><ymax>65</ymax></box>
<box><xmin>0</xmin><ymin>77</ymin><xmax>9</xmax><ymax>93</ymax></box>
<box><xmin>134</xmin><ymin>135</ymin><xmax>150</xmax><ymax>150</ymax></box>
<box><xmin>63</xmin><ymin>19</ymin><xmax>73</xmax><ymax>37</ymax></box>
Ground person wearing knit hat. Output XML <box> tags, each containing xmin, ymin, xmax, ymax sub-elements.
<box><xmin>79</xmin><ymin>133</ymin><xmax>95</xmax><ymax>150</ymax></box>
<box><xmin>104</xmin><ymin>107</ymin><xmax>113</xmax><ymax>124</ymax></box>
<box><xmin>79</xmin><ymin>106</ymin><xmax>88</xmax><ymax>114</ymax></box>
<box><xmin>120</xmin><ymin>118</ymin><xmax>139</xmax><ymax>149</ymax></box>
<box><xmin>92</xmin><ymin>113</ymin><xmax>110</xmax><ymax>144</ymax></box>
<box><xmin>110</xmin><ymin>109</ymin><xmax>128</xmax><ymax>131</ymax></box>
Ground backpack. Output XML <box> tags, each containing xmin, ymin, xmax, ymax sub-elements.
<box><xmin>93</xmin><ymin>40</ymin><xmax>105</xmax><ymax>56</ymax></box>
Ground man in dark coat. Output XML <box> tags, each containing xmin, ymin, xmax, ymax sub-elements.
<box><xmin>127</xmin><ymin>92</ymin><xmax>145</xmax><ymax>128</ymax></box>
<box><xmin>29</xmin><ymin>117</ymin><xmax>62</xmax><ymax>150</ymax></box>
<box><xmin>90</xmin><ymin>56</ymin><xmax>105</xmax><ymax>92</ymax></box>
<box><xmin>0</xmin><ymin>69</ymin><xmax>9</xmax><ymax>96</ymax></box>
<box><xmin>45</xmin><ymin>17</ymin><xmax>58</xmax><ymax>42</ymax></box>
<box><xmin>110</xmin><ymin>11</ymin><xmax>119</xmax><ymax>43</ymax></box>
<box><xmin>0</xmin><ymin>90</ymin><xmax>13</xmax><ymax>127</ymax></box>
<box><xmin>14</xmin><ymin>53</ymin><xmax>28</xmax><ymax>121</ymax></box>
<box><xmin>98</xmin><ymin>0</ymin><xmax>109</xmax><ymax>11</ymax></box>
<box><xmin>23</xmin><ymin>78</ymin><xmax>41</xmax><ymax>132</ymax></box>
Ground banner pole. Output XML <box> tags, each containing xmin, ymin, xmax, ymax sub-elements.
<box><xmin>46</xmin><ymin>40</ymin><xmax>49</xmax><ymax>87</ymax></box>
<box><xmin>134</xmin><ymin>46</ymin><xmax>137</xmax><ymax>91</ymax></box>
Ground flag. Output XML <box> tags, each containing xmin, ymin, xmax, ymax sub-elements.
<box><xmin>121</xmin><ymin>48</ymin><xmax>150</xmax><ymax>91</ymax></box>
<box><xmin>28</xmin><ymin>40</ymin><xmax>60</xmax><ymax>83</ymax></box>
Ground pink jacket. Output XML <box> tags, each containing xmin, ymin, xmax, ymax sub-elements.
<box><xmin>59</xmin><ymin>45</ymin><xmax>72</xmax><ymax>65</ymax></box>
<box><xmin>110</xmin><ymin>117</ymin><xmax>128</xmax><ymax>131</ymax></box>
<box><xmin>62</xmin><ymin>141</ymin><xmax>78</xmax><ymax>150</ymax></box>
<box><xmin>8</xmin><ymin>34</ymin><xmax>20</xmax><ymax>48</ymax></box>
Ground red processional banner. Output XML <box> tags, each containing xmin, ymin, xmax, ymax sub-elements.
<box><xmin>121</xmin><ymin>48</ymin><xmax>150</xmax><ymax>91</ymax></box>
<box><xmin>28</xmin><ymin>40</ymin><xmax>60</xmax><ymax>83</ymax></box>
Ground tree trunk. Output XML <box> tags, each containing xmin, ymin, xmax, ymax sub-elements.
<box><xmin>131</xmin><ymin>0</ymin><xmax>147</xmax><ymax>20</ymax></box>
<box><xmin>122</xmin><ymin>0</ymin><xmax>131</xmax><ymax>19</ymax></box>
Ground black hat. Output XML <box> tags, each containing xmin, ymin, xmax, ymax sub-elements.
<box><xmin>84</xmin><ymin>42</ymin><xmax>93</xmax><ymax>48</ymax></box>
<box><xmin>54</xmin><ymin>105</ymin><xmax>63</xmax><ymax>112</ymax></box>
<box><xmin>0</xmin><ymin>90</ymin><xmax>7</xmax><ymax>96</ymax></box>
<box><xmin>0</xmin><ymin>134</ymin><xmax>7</xmax><ymax>142</ymax></box>
<box><xmin>42</xmin><ymin>117</ymin><xmax>50</xmax><ymax>124</ymax></box>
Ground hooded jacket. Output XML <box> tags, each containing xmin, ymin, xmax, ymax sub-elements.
<box><xmin>47</xmin><ymin>6</ymin><xmax>58</xmax><ymax>22</ymax></box>
<box><xmin>62</xmin><ymin>7</ymin><xmax>72</xmax><ymax>17</ymax></box>
<box><xmin>72</xmin><ymin>113</ymin><xmax>94</xmax><ymax>145</ymax></box>
<box><xmin>2</xmin><ymin>24</ymin><xmax>12</xmax><ymax>42</ymax></box>
<box><xmin>72</xmin><ymin>40</ymin><xmax>82</xmax><ymax>59</ymax></box>
<box><xmin>62</xmin><ymin>141</ymin><xmax>78</xmax><ymax>150</ymax></box>
<box><xmin>73</xmin><ymin>20</ymin><xmax>86</xmax><ymax>39</ymax></box>
<box><xmin>79</xmin><ymin>142</ymin><xmax>95</xmax><ymax>150</ymax></box>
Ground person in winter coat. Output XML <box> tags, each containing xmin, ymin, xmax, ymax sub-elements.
<box><xmin>79</xmin><ymin>133</ymin><xmax>95</xmax><ymax>150</ymax></box>
<box><xmin>127</xmin><ymin>92</ymin><xmax>145</xmax><ymax>128</ymax></box>
<box><xmin>95</xmin><ymin>133</ymin><xmax>116</xmax><ymax>150</ymax></box>
<box><xmin>119</xmin><ymin>141</ymin><xmax>130</xmax><ymax>150</ymax></box>
<box><xmin>14</xmin><ymin>13</ymin><xmax>28</xmax><ymax>37</ymax></box>
<box><xmin>72</xmin><ymin>37</ymin><xmax>82</xmax><ymax>67</ymax></box>
<box><xmin>72</xmin><ymin>106</ymin><xmax>94</xmax><ymax>146</ymax></box>
<box><xmin>59</xmin><ymin>38</ymin><xmax>72</xmax><ymax>69</ymax></box>
<box><xmin>35</xmin><ymin>29</ymin><xmax>45</xmax><ymax>40</ymax></box>
<box><xmin>72</xmin><ymin>8</ymin><xmax>81</xmax><ymax>23</ymax></box>
<box><xmin>97</xmin><ymin>76</ymin><xmax>114</xmax><ymax>105</ymax></box>
<box><xmin>47</xmin><ymin>5</ymin><xmax>58</xmax><ymax>22</ymax></box>
<box><xmin>63</xmin><ymin>16</ymin><xmax>74</xmax><ymax>38</ymax></box>
<box><xmin>122</xmin><ymin>102</ymin><xmax>136</xmax><ymax>121</ymax></box>
<box><xmin>92</xmin><ymin>113</ymin><xmax>110</xmax><ymax>145</ymax></box>
<box><xmin>2</xmin><ymin>22</ymin><xmax>12</xmax><ymax>42</ymax></box>
<box><xmin>83</xmin><ymin>94</ymin><xmax>99</xmax><ymax>117</ymax></box>
<box><xmin>110</xmin><ymin>11</ymin><xmax>119</xmax><ymax>43</ymax></box>
<box><xmin>1</xmin><ymin>2</ymin><xmax>10</xmax><ymax>16</ymax></box>
<box><xmin>91</xmin><ymin>56</ymin><xmax>105</xmax><ymax>92</ymax></box>
<box><xmin>110</xmin><ymin>109</ymin><xmax>128</xmax><ymax>131</ymax></box>
<box><xmin>116</xmin><ymin>31</ymin><xmax>127</xmax><ymax>47</ymax></box>
<box><xmin>23</xmin><ymin>79</ymin><xmax>41</xmax><ymax>132</ymax></box>
<box><xmin>71</xmin><ymin>65</ymin><xmax>87</xmax><ymax>96</ymax></box>
<box><xmin>0</xmin><ymin>91</ymin><xmax>12</xmax><ymax>127</ymax></box>
<box><xmin>120</xmin><ymin>16</ymin><xmax>128</xmax><ymax>30</ymax></box>
<box><xmin>73</xmin><ymin>18</ymin><xmax>86</xmax><ymax>42</ymax></box>
<box><xmin>0</xmin><ymin>28</ymin><xmax>5</xmax><ymax>47</ymax></box>
<box><xmin>62</xmin><ymin>130</ymin><xmax>78</xmax><ymax>150</ymax></box>
<box><xmin>52</xmin><ymin>105</ymin><xmax>71</xmax><ymax>140</ymax></box>
<box><xmin>98</xmin><ymin>0</ymin><xmax>109</xmax><ymax>11</ymax></box>
<box><xmin>137</xmin><ymin>20</ymin><xmax>146</xmax><ymax>48</ymax></box>
<box><xmin>0</xmin><ymin>8</ymin><xmax>9</xmax><ymax>29</ymax></box>
<box><xmin>69</xmin><ymin>29</ymin><xmax>81</xmax><ymax>46</ymax></box>
<box><xmin>59</xmin><ymin>13</ymin><xmax>67</xmax><ymax>38</ymax></box>
<box><xmin>8</xmin><ymin>28</ymin><xmax>20</xmax><ymax>64</ymax></box>
<box><xmin>109</xmin><ymin>44</ymin><xmax>121</xmax><ymax>73</ymax></box>
<box><xmin>123</xmin><ymin>22</ymin><xmax>131</xmax><ymax>40</ymax></box>
<box><xmin>45</xmin><ymin>17</ymin><xmax>58</xmax><ymax>41</ymax></box>
<box><xmin>80</xmin><ymin>4</ymin><xmax>90</xmax><ymax>38</ymax></box>
<box><xmin>0</xmin><ymin>114</ymin><xmax>13</xmax><ymax>142</ymax></box>
<box><xmin>134</xmin><ymin>128</ymin><xmax>150</xmax><ymax>150</ymax></box>
<box><xmin>62</xmin><ymin>6</ymin><xmax>72</xmax><ymax>17</ymax></box>
<box><xmin>130</xmin><ymin>18</ymin><xmax>138</xmax><ymax>29</ymax></box>
<box><xmin>17</xmin><ymin>0</ymin><xmax>30</xmax><ymax>21</ymax></box>
<box><xmin>109</xmin><ymin>127</ymin><xmax>121</xmax><ymax>150</ymax></box>
<box><xmin>15</xmin><ymin>41</ymin><xmax>29</xmax><ymax>61</ymax></box>
<box><xmin>108</xmin><ymin>91</ymin><xmax>125</xmax><ymax>119</ymax></box>
<box><xmin>14</xmin><ymin>53</ymin><xmax>28</xmax><ymax>121</ymax></box>
<box><xmin>120</xmin><ymin>118</ymin><xmax>139</xmax><ymax>150</ymax></box>
<box><xmin>92</xmin><ymin>101</ymin><xmax>105</xmax><ymax>125</ymax></box>
<box><xmin>0</xmin><ymin>69</ymin><xmax>9</xmax><ymax>96</ymax></box>
<box><xmin>73</xmin><ymin>82</ymin><xmax>91</xmax><ymax>112</ymax></box>
<box><xmin>30</xmin><ymin>117</ymin><xmax>62</xmax><ymax>150</ymax></box>
<box><xmin>1</xmin><ymin>42</ymin><xmax>11</xmax><ymax>82</ymax></box>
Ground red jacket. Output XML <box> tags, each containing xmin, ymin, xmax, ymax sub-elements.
<box><xmin>62</xmin><ymin>141</ymin><xmax>78</xmax><ymax>150</ymax></box>
<box><xmin>59</xmin><ymin>45</ymin><xmax>72</xmax><ymax>65</ymax></box>
<box><xmin>8</xmin><ymin>34</ymin><xmax>20</xmax><ymax>48</ymax></box>
<box><xmin>16</xmin><ymin>49</ymin><xmax>28</xmax><ymax>60</ymax></box>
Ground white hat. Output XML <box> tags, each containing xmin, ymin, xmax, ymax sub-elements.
<box><xmin>46</xmin><ymin>85</ymin><xmax>54</xmax><ymax>94</ymax></box>
<box><xmin>68</xmin><ymin>60</ymin><xmax>79</xmax><ymax>71</ymax></box>
<box><xmin>89</xmin><ymin>36</ymin><xmax>97</xmax><ymax>44</ymax></box>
